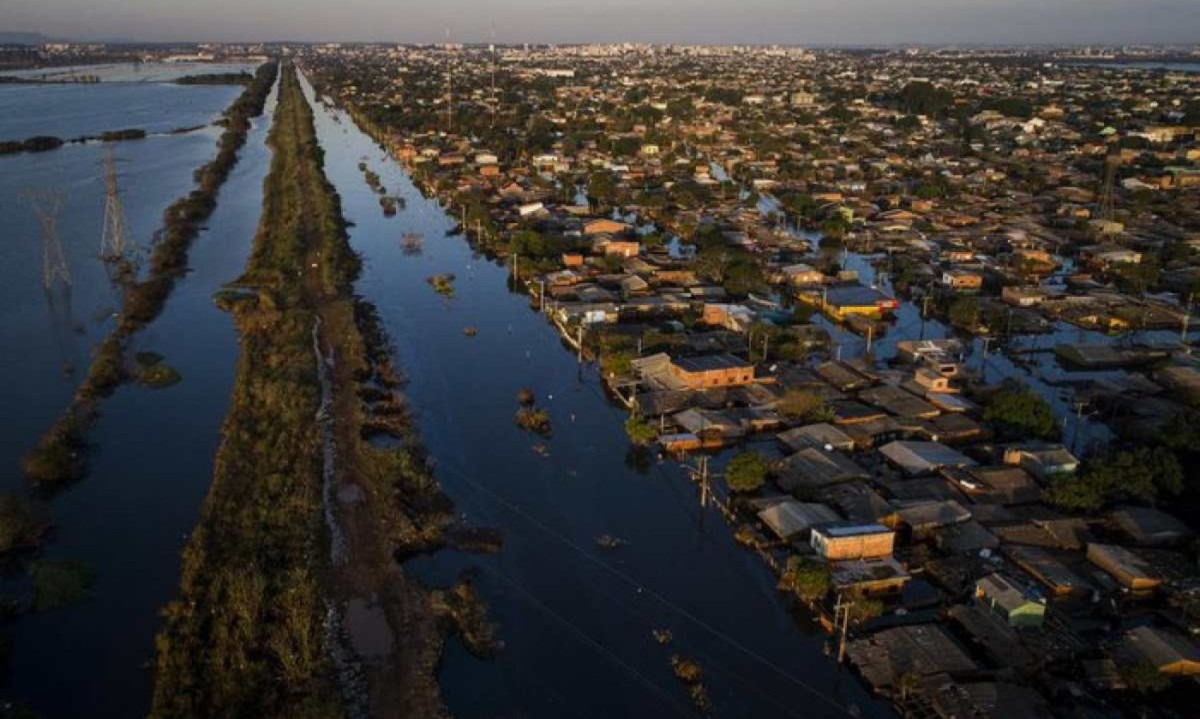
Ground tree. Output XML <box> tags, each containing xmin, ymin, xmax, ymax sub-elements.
<box><xmin>1045</xmin><ymin>447</ymin><xmax>1184</xmax><ymax>511</ymax></box>
<box><xmin>947</xmin><ymin>296</ymin><xmax>981</xmax><ymax>329</ymax></box>
<box><xmin>778</xmin><ymin>556</ymin><xmax>831</xmax><ymax>603</ymax></box>
<box><xmin>624</xmin><ymin>415</ymin><xmax>658</xmax><ymax>446</ymax></box>
<box><xmin>982</xmin><ymin>385</ymin><xmax>1059</xmax><ymax>441</ymax></box>
<box><xmin>778</xmin><ymin>389</ymin><xmax>833</xmax><ymax>424</ymax></box>
<box><xmin>725</xmin><ymin>451</ymin><xmax>768</xmax><ymax>493</ymax></box>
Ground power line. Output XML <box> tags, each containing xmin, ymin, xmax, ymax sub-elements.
<box><xmin>434</xmin><ymin>461</ymin><xmax>859</xmax><ymax>717</ymax></box>
<box><xmin>478</xmin><ymin>564</ymin><xmax>696</xmax><ymax>719</ymax></box>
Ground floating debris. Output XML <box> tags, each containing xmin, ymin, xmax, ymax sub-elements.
<box><xmin>669</xmin><ymin>655</ymin><xmax>712</xmax><ymax>714</ymax></box>
<box><xmin>426</xmin><ymin>273</ymin><xmax>456</xmax><ymax>297</ymax></box>
<box><xmin>401</xmin><ymin>232</ymin><xmax>423</xmax><ymax>255</ymax></box>
<box><xmin>463</xmin><ymin>326</ymin><xmax>478</xmax><ymax>337</ymax></box>
<box><xmin>595</xmin><ymin>534</ymin><xmax>626</xmax><ymax>550</ymax></box>
<box><xmin>515</xmin><ymin>407</ymin><xmax>551</xmax><ymax>435</ymax></box>
<box><xmin>652</xmin><ymin>629</ymin><xmax>673</xmax><ymax>645</ymax></box>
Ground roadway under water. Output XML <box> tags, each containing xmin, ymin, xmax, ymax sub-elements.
<box><xmin>301</xmin><ymin>74</ymin><xmax>892</xmax><ymax>719</ymax></box>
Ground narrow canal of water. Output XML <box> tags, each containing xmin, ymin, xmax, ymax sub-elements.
<box><xmin>1</xmin><ymin>75</ymin><xmax>279</xmax><ymax>718</ymax></box>
<box><xmin>301</xmin><ymin>76</ymin><xmax>892</xmax><ymax>719</ymax></box>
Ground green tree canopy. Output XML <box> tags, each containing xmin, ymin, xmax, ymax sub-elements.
<box><xmin>725</xmin><ymin>451</ymin><xmax>768</xmax><ymax>493</ymax></box>
<box><xmin>778</xmin><ymin>556</ymin><xmax>831</xmax><ymax>603</ymax></box>
<box><xmin>1045</xmin><ymin>447</ymin><xmax>1183</xmax><ymax>512</ymax></box>
<box><xmin>982</xmin><ymin>385</ymin><xmax>1059</xmax><ymax>441</ymax></box>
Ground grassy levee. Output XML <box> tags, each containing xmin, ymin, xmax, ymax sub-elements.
<box><xmin>22</xmin><ymin>61</ymin><xmax>278</xmax><ymax>488</ymax></box>
<box><xmin>148</xmin><ymin>64</ymin><xmax>358</xmax><ymax>719</ymax></box>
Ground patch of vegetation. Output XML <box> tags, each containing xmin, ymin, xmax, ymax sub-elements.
<box><xmin>97</xmin><ymin>128</ymin><xmax>146</xmax><ymax>142</ymax></box>
<box><xmin>779</xmin><ymin>556</ymin><xmax>832</xmax><ymax>603</ymax></box>
<box><xmin>669</xmin><ymin>655</ymin><xmax>712</xmax><ymax>713</ymax></box>
<box><xmin>431</xmin><ymin>574</ymin><xmax>501</xmax><ymax>659</ymax></box>
<box><xmin>624</xmin><ymin>415</ymin><xmax>658</xmax><ymax>446</ymax></box>
<box><xmin>0</xmin><ymin>494</ymin><xmax>46</xmax><ymax>554</ymax></box>
<box><xmin>426</xmin><ymin>273</ymin><xmax>456</xmax><ymax>297</ymax></box>
<box><xmin>981</xmin><ymin>384</ymin><xmax>1059</xmax><ymax>442</ymax></box>
<box><xmin>174</xmin><ymin>72</ymin><xmax>253</xmax><ymax>86</ymax></box>
<box><xmin>149</xmin><ymin>64</ymin><xmax>351</xmax><ymax>719</ymax></box>
<box><xmin>139</xmin><ymin>363</ymin><xmax>182</xmax><ymax>388</ymax></box>
<box><xmin>725</xmin><ymin>451</ymin><xmax>768</xmax><ymax>493</ymax></box>
<box><xmin>777</xmin><ymin>388</ymin><xmax>833</xmax><ymax>423</ymax></box>
<box><xmin>30</xmin><ymin>559</ymin><xmax>95</xmax><ymax>612</ymax></box>
<box><xmin>515</xmin><ymin>407</ymin><xmax>552</xmax><ymax>435</ymax></box>
<box><xmin>1045</xmin><ymin>446</ymin><xmax>1182</xmax><ymax>512</ymax></box>
<box><xmin>0</xmin><ymin>135</ymin><xmax>64</xmax><ymax>155</ymax></box>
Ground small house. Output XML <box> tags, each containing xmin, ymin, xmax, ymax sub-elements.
<box><xmin>975</xmin><ymin>573</ymin><xmax>1047</xmax><ymax>628</ymax></box>
<box><xmin>1123</xmin><ymin>626</ymin><xmax>1200</xmax><ymax>676</ymax></box>
<box><xmin>668</xmin><ymin>354</ymin><xmax>754</xmax><ymax>390</ymax></box>
<box><xmin>1086</xmin><ymin>543</ymin><xmax>1163</xmax><ymax>592</ymax></box>
<box><xmin>811</xmin><ymin>522</ymin><xmax>895</xmax><ymax>561</ymax></box>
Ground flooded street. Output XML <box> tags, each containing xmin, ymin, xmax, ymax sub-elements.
<box><xmin>303</xmin><ymin>75</ymin><xmax>892</xmax><ymax>719</ymax></box>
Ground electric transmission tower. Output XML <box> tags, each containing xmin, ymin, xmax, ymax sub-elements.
<box><xmin>100</xmin><ymin>150</ymin><xmax>132</xmax><ymax>262</ymax></box>
<box><xmin>26</xmin><ymin>191</ymin><xmax>71</xmax><ymax>289</ymax></box>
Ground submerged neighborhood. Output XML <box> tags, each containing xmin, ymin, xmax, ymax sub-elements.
<box><xmin>301</xmin><ymin>42</ymin><xmax>1200</xmax><ymax>718</ymax></box>
<box><xmin>2</xmin><ymin>27</ymin><xmax>1200</xmax><ymax>719</ymax></box>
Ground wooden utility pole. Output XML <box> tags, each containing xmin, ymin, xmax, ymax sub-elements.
<box><xmin>833</xmin><ymin>594</ymin><xmax>852</xmax><ymax>664</ymax></box>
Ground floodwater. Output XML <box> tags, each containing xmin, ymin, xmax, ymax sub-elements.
<box><xmin>301</xmin><ymin>74</ymin><xmax>893</xmax><ymax>719</ymax></box>
<box><xmin>0</xmin><ymin>66</ymin><xmax>277</xmax><ymax>716</ymax></box>
<box><xmin>0</xmin><ymin>62</ymin><xmax>255</xmax><ymax>142</ymax></box>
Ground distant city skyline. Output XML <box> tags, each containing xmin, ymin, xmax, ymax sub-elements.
<box><xmin>4</xmin><ymin>0</ymin><xmax>1200</xmax><ymax>47</ymax></box>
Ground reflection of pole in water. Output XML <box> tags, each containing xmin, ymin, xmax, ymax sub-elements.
<box><xmin>25</xmin><ymin>191</ymin><xmax>71</xmax><ymax>290</ymax></box>
<box><xmin>43</xmin><ymin>283</ymin><xmax>79</xmax><ymax>377</ymax></box>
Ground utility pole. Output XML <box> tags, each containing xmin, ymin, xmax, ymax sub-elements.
<box><xmin>1182</xmin><ymin>292</ymin><xmax>1193</xmax><ymax>345</ymax></box>
<box><xmin>685</xmin><ymin>455</ymin><xmax>711</xmax><ymax>508</ymax></box>
<box><xmin>865</xmin><ymin>324</ymin><xmax>874</xmax><ymax>355</ymax></box>
<box><xmin>27</xmin><ymin>191</ymin><xmax>70</xmax><ymax>290</ymax></box>
<box><xmin>100</xmin><ymin>149</ymin><xmax>131</xmax><ymax>264</ymax></box>
<box><xmin>833</xmin><ymin>594</ymin><xmax>852</xmax><ymax>664</ymax></box>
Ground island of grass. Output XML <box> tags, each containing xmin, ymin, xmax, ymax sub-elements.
<box><xmin>174</xmin><ymin>72</ymin><xmax>254</xmax><ymax>86</ymax></box>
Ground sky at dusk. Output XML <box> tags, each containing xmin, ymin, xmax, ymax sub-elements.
<box><xmin>4</xmin><ymin>0</ymin><xmax>1199</xmax><ymax>45</ymax></box>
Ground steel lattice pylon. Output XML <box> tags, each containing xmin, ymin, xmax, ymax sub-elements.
<box><xmin>26</xmin><ymin>190</ymin><xmax>70</xmax><ymax>289</ymax></box>
<box><xmin>100</xmin><ymin>149</ymin><xmax>131</xmax><ymax>262</ymax></box>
